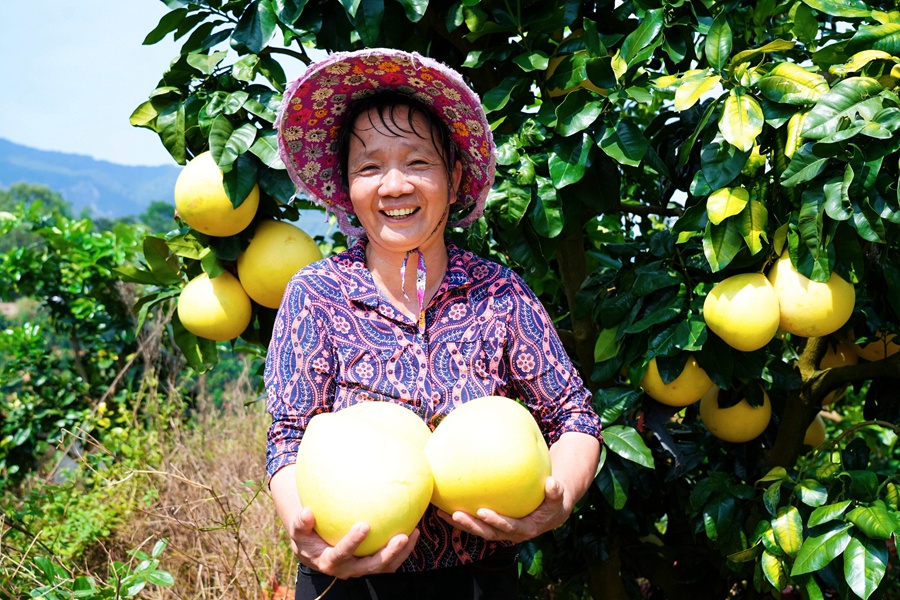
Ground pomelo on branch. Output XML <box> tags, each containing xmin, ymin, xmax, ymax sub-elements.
<box><xmin>766</xmin><ymin>253</ymin><xmax>855</xmax><ymax>338</ymax></box>
<box><xmin>177</xmin><ymin>271</ymin><xmax>252</xmax><ymax>341</ymax></box>
<box><xmin>803</xmin><ymin>413</ymin><xmax>826</xmax><ymax>447</ymax></box>
<box><xmin>174</xmin><ymin>151</ymin><xmax>260</xmax><ymax>237</ymax></box>
<box><xmin>699</xmin><ymin>386</ymin><xmax>772</xmax><ymax>443</ymax></box>
<box><xmin>237</xmin><ymin>219</ymin><xmax>323</xmax><ymax>308</ymax></box>
<box><xmin>855</xmin><ymin>330</ymin><xmax>900</xmax><ymax>362</ymax></box>
<box><xmin>703</xmin><ymin>272</ymin><xmax>781</xmax><ymax>351</ymax></box>
<box><xmin>295</xmin><ymin>402</ymin><xmax>433</xmax><ymax>557</ymax></box>
<box><xmin>640</xmin><ymin>355</ymin><xmax>713</xmax><ymax>407</ymax></box>
<box><xmin>423</xmin><ymin>396</ymin><xmax>551</xmax><ymax>518</ymax></box>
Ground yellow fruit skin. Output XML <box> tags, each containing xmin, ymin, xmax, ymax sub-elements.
<box><xmin>177</xmin><ymin>271</ymin><xmax>252</xmax><ymax>341</ymax></box>
<box><xmin>424</xmin><ymin>396</ymin><xmax>551</xmax><ymax>518</ymax></box>
<box><xmin>174</xmin><ymin>151</ymin><xmax>260</xmax><ymax>237</ymax></box>
<box><xmin>237</xmin><ymin>220</ymin><xmax>323</xmax><ymax>308</ymax></box>
<box><xmin>703</xmin><ymin>273</ymin><xmax>781</xmax><ymax>351</ymax></box>
<box><xmin>803</xmin><ymin>414</ymin><xmax>826</xmax><ymax>447</ymax></box>
<box><xmin>767</xmin><ymin>254</ymin><xmax>855</xmax><ymax>338</ymax></box>
<box><xmin>295</xmin><ymin>405</ymin><xmax>433</xmax><ymax>557</ymax></box>
<box><xmin>699</xmin><ymin>386</ymin><xmax>772</xmax><ymax>443</ymax></box>
<box><xmin>855</xmin><ymin>331</ymin><xmax>900</xmax><ymax>362</ymax></box>
<box><xmin>640</xmin><ymin>356</ymin><xmax>713</xmax><ymax>407</ymax></box>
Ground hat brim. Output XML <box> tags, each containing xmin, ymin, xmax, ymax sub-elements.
<box><xmin>276</xmin><ymin>48</ymin><xmax>496</xmax><ymax>237</ymax></box>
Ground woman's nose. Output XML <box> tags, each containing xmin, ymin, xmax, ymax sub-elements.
<box><xmin>378</xmin><ymin>168</ymin><xmax>415</xmax><ymax>196</ymax></box>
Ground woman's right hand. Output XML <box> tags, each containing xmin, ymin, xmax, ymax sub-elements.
<box><xmin>286</xmin><ymin>506</ymin><xmax>419</xmax><ymax>578</ymax></box>
<box><xmin>270</xmin><ymin>463</ymin><xmax>418</xmax><ymax>578</ymax></box>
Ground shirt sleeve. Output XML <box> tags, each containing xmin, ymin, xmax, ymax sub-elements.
<box><xmin>264</xmin><ymin>276</ymin><xmax>337</xmax><ymax>482</ymax></box>
<box><xmin>502</xmin><ymin>270</ymin><xmax>603</xmax><ymax>446</ymax></box>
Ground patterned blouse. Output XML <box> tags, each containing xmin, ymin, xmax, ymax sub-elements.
<box><xmin>265</xmin><ymin>239</ymin><xmax>602</xmax><ymax>572</ymax></box>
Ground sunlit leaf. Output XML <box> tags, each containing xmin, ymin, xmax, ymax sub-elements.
<box><xmin>598</xmin><ymin>119</ymin><xmax>648</xmax><ymax>167</ymax></box>
<box><xmin>846</xmin><ymin>502</ymin><xmax>898</xmax><ymax>539</ymax></box>
<box><xmin>757</xmin><ymin>62</ymin><xmax>829</xmax><ymax>105</ymax></box>
<box><xmin>620</xmin><ymin>8</ymin><xmax>664</xmax><ymax>67</ymax></box>
<box><xmin>773</xmin><ymin>505</ymin><xmax>804</xmax><ymax>557</ymax></box>
<box><xmin>795</xmin><ymin>479</ymin><xmax>829</xmax><ymax>507</ymax></box>
<box><xmin>703</xmin><ymin>217</ymin><xmax>743</xmax><ymax>272</ymax></box>
<box><xmin>602</xmin><ymin>425</ymin><xmax>654</xmax><ymax>468</ymax></box>
<box><xmin>791</xmin><ymin>522</ymin><xmax>853</xmax><ymax>575</ymax></box>
<box><xmin>800</xmin><ymin>0</ymin><xmax>871</xmax><ymax>18</ymax></box>
<box><xmin>739</xmin><ymin>199</ymin><xmax>768</xmax><ymax>255</ymax></box>
<box><xmin>675</xmin><ymin>74</ymin><xmax>722</xmax><ymax>111</ymax></box>
<box><xmin>549</xmin><ymin>133</ymin><xmax>593</xmax><ymax>188</ymax></box>
<box><xmin>720</xmin><ymin>89</ymin><xmax>764</xmax><ymax>151</ymax></box>
<box><xmin>847</xmin><ymin>22</ymin><xmax>900</xmax><ymax>55</ymax></box>
<box><xmin>707</xmin><ymin>187</ymin><xmax>749</xmax><ymax>225</ymax></box>
<box><xmin>809</xmin><ymin>500</ymin><xmax>852</xmax><ymax>526</ymax></box>
<box><xmin>731</xmin><ymin>39</ymin><xmax>796</xmax><ymax>66</ymax></box>
<box><xmin>706</xmin><ymin>12</ymin><xmax>733</xmax><ymax>72</ymax></box>
<box><xmin>802</xmin><ymin>77</ymin><xmax>885</xmax><ymax>140</ymax></box>
<box><xmin>843</xmin><ymin>534</ymin><xmax>888</xmax><ymax>600</ymax></box>
<box><xmin>761</xmin><ymin>550</ymin><xmax>788</xmax><ymax>590</ymax></box>
<box><xmin>830</xmin><ymin>50</ymin><xmax>896</xmax><ymax>77</ymax></box>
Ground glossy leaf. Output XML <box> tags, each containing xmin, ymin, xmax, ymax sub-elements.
<box><xmin>731</xmin><ymin>39</ymin><xmax>796</xmax><ymax>66</ymax></box>
<box><xmin>846</xmin><ymin>502</ymin><xmax>898</xmax><ymax>539</ymax></box>
<box><xmin>761</xmin><ymin>550</ymin><xmax>788</xmax><ymax>591</ymax></box>
<box><xmin>720</xmin><ymin>89</ymin><xmax>764</xmax><ymax>151</ymax></box>
<box><xmin>781</xmin><ymin>145</ymin><xmax>829</xmax><ymax>187</ymax></box>
<box><xmin>790</xmin><ymin>522</ymin><xmax>853</xmax><ymax>575</ymax></box>
<box><xmin>396</xmin><ymin>0</ymin><xmax>428</xmax><ymax>22</ymax></box>
<box><xmin>594</xmin><ymin>327</ymin><xmax>621</xmax><ymax>363</ymax></box>
<box><xmin>602</xmin><ymin>425</ymin><xmax>654</xmax><ymax>469</ymax></box>
<box><xmin>530</xmin><ymin>176</ymin><xmax>564</xmax><ymax>238</ymax></box>
<box><xmin>209</xmin><ymin>117</ymin><xmax>257</xmax><ymax>168</ymax></box>
<box><xmin>739</xmin><ymin>199</ymin><xmax>768</xmax><ymax>255</ymax></box>
<box><xmin>802</xmin><ymin>77</ymin><xmax>885</xmax><ymax>140</ymax></box>
<box><xmin>549</xmin><ymin>133</ymin><xmax>593</xmax><ymax>188</ymax></box>
<box><xmin>703</xmin><ymin>494</ymin><xmax>736</xmax><ymax>541</ymax></box>
<box><xmin>843</xmin><ymin>534</ymin><xmax>888</xmax><ymax>600</ymax></box>
<box><xmin>706</xmin><ymin>12</ymin><xmax>733</xmax><ymax>72</ymax></box>
<box><xmin>249</xmin><ymin>130</ymin><xmax>284</xmax><ymax>168</ymax></box>
<box><xmin>795</xmin><ymin>479</ymin><xmax>829</xmax><ymax>507</ymax></box>
<box><xmin>703</xmin><ymin>218</ymin><xmax>743</xmax><ymax>272</ymax></box>
<box><xmin>757</xmin><ymin>62</ymin><xmax>829</xmax><ymax>105</ymax></box>
<box><xmin>772</xmin><ymin>505</ymin><xmax>804</xmax><ymax>557</ymax></box>
<box><xmin>556</xmin><ymin>90</ymin><xmax>604</xmax><ymax>137</ymax></box>
<box><xmin>596</xmin><ymin>459</ymin><xmax>629</xmax><ymax>510</ymax></box>
<box><xmin>620</xmin><ymin>8</ymin><xmax>664</xmax><ymax>67</ymax></box>
<box><xmin>808</xmin><ymin>500</ymin><xmax>852</xmax><ymax>527</ymax></box>
<box><xmin>800</xmin><ymin>0</ymin><xmax>870</xmax><ymax>18</ymax></box>
<box><xmin>829</xmin><ymin>50</ymin><xmax>896</xmax><ymax>77</ymax></box>
<box><xmin>351</xmin><ymin>0</ymin><xmax>384</xmax><ymax>46</ymax></box>
<box><xmin>157</xmin><ymin>102</ymin><xmax>186</xmax><ymax>165</ymax></box>
<box><xmin>598</xmin><ymin>119</ymin><xmax>648</xmax><ymax>167</ymax></box>
<box><xmin>847</xmin><ymin>22</ymin><xmax>900</xmax><ymax>55</ymax></box>
<box><xmin>232</xmin><ymin>0</ymin><xmax>278</xmax><ymax>54</ymax></box>
<box><xmin>675</xmin><ymin>74</ymin><xmax>721</xmax><ymax>111</ymax></box>
<box><xmin>707</xmin><ymin>187</ymin><xmax>749</xmax><ymax>225</ymax></box>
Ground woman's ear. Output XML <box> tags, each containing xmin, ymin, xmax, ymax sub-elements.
<box><xmin>449</xmin><ymin>160</ymin><xmax>463</xmax><ymax>204</ymax></box>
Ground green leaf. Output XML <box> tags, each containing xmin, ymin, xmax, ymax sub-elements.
<box><xmin>232</xmin><ymin>0</ymin><xmax>277</xmax><ymax>53</ymax></box>
<box><xmin>675</xmin><ymin>73</ymin><xmax>722</xmax><ymax>111</ymax></box>
<box><xmin>351</xmin><ymin>0</ymin><xmax>384</xmax><ymax>46</ymax></box>
<box><xmin>249</xmin><ymin>129</ymin><xmax>284</xmax><ymax>168</ymax></box>
<box><xmin>143</xmin><ymin>8</ymin><xmax>188</xmax><ymax>45</ymax></box>
<box><xmin>703</xmin><ymin>494</ymin><xmax>736</xmax><ymax>542</ymax></box>
<box><xmin>719</xmin><ymin>89</ymin><xmax>765</xmax><ymax>152</ymax></box>
<box><xmin>594</xmin><ymin>327</ymin><xmax>621</xmax><ymax>363</ymax></box>
<box><xmin>556</xmin><ymin>90</ymin><xmax>604</xmax><ymax>137</ymax></box>
<box><xmin>703</xmin><ymin>218</ymin><xmax>743</xmax><ymax>272</ymax></box>
<box><xmin>790</xmin><ymin>521</ymin><xmax>853</xmax><ymax>576</ymax></box>
<box><xmin>232</xmin><ymin>54</ymin><xmax>261</xmax><ymax>82</ymax></box>
<box><xmin>757</xmin><ymin>62</ymin><xmax>829</xmax><ymax>105</ymax></box>
<box><xmin>802</xmin><ymin>77</ymin><xmax>885</xmax><ymax>140</ymax></box>
<box><xmin>395</xmin><ymin>0</ymin><xmax>428</xmax><ymax>22</ymax></box>
<box><xmin>146</xmin><ymin>569</ymin><xmax>176</xmax><ymax>587</ymax></box>
<box><xmin>114</xmin><ymin>265</ymin><xmax>163</xmax><ymax>286</ymax></box>
<box><xmin>795</xmin><ymin>479</ymin><xmax>829</xmax><ymax>507</ymax></box>
<box><xmin>739</xmin><ymin>200</ymin><xmax>769</xmax><ymax>255</ymax></box>
<box><xmin>706</xmin><ymin>12</ymin><xmax>733</xmax><ymax>72</ymax></box>
<box><xmin>596</xmin><ymin>459</ymin><xmax>629</xmax><ymax>510</ymax></box>
<box><xmin>847</xmin><ymin>23</ymin><xmax>900</xmax><ymax>55</ymax></box>
<box><xmin>143</xmin><ymin>236</ymin><xmax>183</xmax><ymax>286</ymax></box>
<box><xmin>171</xmin><ymin>313</ymin><xmax>218</xmax><ymax>372</ymax></box>
<box><xmin>530</xmin><ymin>176</ymin><xmax>563</xmax><ymax>238</ymax></box>
<box><xmin>483</xmin><ymin>76</ymin><xmax>521</xmax><ymax>113</ymax></box>
<box><xmin>601</xmin><ymin>425</ymin><xmax>654</xmax><ymax>468</ymax></box>
<box><xmin>799</xmin><ymin>0</ymin><xmax>870</xmax><ymax>18</ymax></box>
<box><xmin>772</xmin><ymin>505</ymin><xmax>804</xmax><ymax>557</ymax></box>
<box><xmin>844</xmin><ymin>533</ymin><xmax>889</xmax><ymax>600</ymax></box>
<box><xmin>707</xmin><ymin>187</ymin><xmax>749</xmax><ymax>225</ymax></box>
<box><xmin>620</xmin><ymin>8</ymin><xmax>664</xmax><ymax>68</ymax></box>
<box><xmin>549</xmin><ymin>133</ymin><xmax>593</xmax><ymax>188</ymax></box>
<box><xmin>210</xmin><ymin>117</ymin><xmax>257</xmax><ymax>168</ymax></box>
<box><xmin>781</xmin><ymin>145</ymin><xmax>829</xmax><ymax>187</ymax></box>
<box><xmin>598</xmin><ymin>119</ymin><xmax>648</xmax><ymax>167</ymax></box>
<box><xmin>157</xmin><ymin>102</ymin><xmax>186</xmax><ymax>165</ymax></box>
<box><xmin>761</xmin><ymin>550</ymin><xmax>788</xmax><ymax>591</ymax></box>
<box><xmin>186</xmin><ymin>50</ymin><xmax>227</xmax><ymax>75</ymax></box>
<box><xmin>486</xmin><ymin>179</ymin><xmax>530</xmax><ymax>226</ymax></box>
<box><xmin>731</xmin><ymin>39</ymin><xmax>796</xmax><ymax>66</ymax></box>
<box><xmin>846</xmin><ymin>502</ymin><xmax>898</xmax><ymax>539</ymax></box>
<box><xmin>809</xmin><ymin>500</ymin><xmax>852</xmax><ymax>526</ymax></box>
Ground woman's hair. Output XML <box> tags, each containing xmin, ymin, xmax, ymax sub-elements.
<box><xmin>337</xmin><ymin>91</ymin><xmax>457</xmax><ymax>192</ymax></box>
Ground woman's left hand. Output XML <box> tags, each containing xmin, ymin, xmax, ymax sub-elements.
<box><xmin>436</xmin><ymin>476</ymin><xmax>570</xmax><ymax>544</ymax></box>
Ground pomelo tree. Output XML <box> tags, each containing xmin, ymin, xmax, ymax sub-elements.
<box><xmin>130</xmin><ymin>0</ymin><xmax>900</xmax><ymax>597</ymax></box>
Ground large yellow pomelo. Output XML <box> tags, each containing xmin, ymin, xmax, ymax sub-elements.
<box><xmin>819</xmin><ymin>341</ymin><xmax>858</xmax><ymax>405</ymax></box>
<box><xmin>177</xmin><ymin>271</ymin><xmax>252</xmax><ymax>341</ymax></box>
<box><xmin>803</xmin><ymin>413</ymin><xmax>826</xmax><ymax>447</ymax></box>
<box><xmin>855</xmin><ymin>330</ymin><xmax>900</xmax><ymax>362</ymax></box>
<box><xmin>640</xmin><ymin>355</ymin><xmax>713</xmax><ymax>407</ymax></box>
<box><xmin>424</xmin><ymin>396</ymin><xmax>551</xmax><ymax>518</ymax></box>
<box><xmin>766</xmin><ymin>253</ymin><xmax>855</xmax><ymax>338</ymax></box>
<box><xmin>295</xmin><ymin>403</ymin><xmax>433</xmax><ymax>557</ymax></box>
<box><xmin>237</xmin><ymin>219</ymin><xmax>323</xmax><ymax>308</ymax></box>
<box><xmin>174</xmin><ymin>151</ymin><xmax>260</xmax><ymax>237</ymax></box>
<box><xmin>703</xmin><ymin>273</ymin><xmax>781</xmax><ymax>351</ymax></box>
<box><xmin>699</xmin><ymin>386</ymin><xmax>772</xmax><ymax>443</ymax></box>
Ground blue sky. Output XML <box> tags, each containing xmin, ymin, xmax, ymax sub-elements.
<box><xmin>0</xmin><ymin>1</ymin><xmax>182</xmax><ymax>166</ymax></box>
<box><xmin>1</xmin><ymin>1</ymin><xmax>312</xmax><ymax>168</ymax></box>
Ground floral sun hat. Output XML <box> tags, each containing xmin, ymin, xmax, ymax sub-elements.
<box><xmin>276</xmin><ymin>48</ymin><xmax>496</xmax><ymax>236</ymax></box>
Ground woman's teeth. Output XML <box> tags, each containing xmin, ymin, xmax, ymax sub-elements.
<box><xmin>384</xmin><ymin>207</ymin><xmax>417</xmax><ymax>218</ymax></box>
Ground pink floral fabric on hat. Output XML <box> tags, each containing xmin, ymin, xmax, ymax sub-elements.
<box><xmin>276</xmin><ymin>48</ymin><xmax>496</xmax><ymax>236</ymax></box>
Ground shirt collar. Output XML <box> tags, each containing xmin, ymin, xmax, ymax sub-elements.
<box><xmin>342</xmin><ymin>239</ymin><xmax>472</xmax><ymax>310</ymax></box>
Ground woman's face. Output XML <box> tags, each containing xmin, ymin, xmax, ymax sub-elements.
<box><xmin>347</xmin><ymin>105</ymin><xmax>462</xmax><ymax>257</ymax></box>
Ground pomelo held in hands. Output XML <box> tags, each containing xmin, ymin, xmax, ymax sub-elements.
<box><xmin>424</xmin><ymin>396</ymin><xmax>552</xmax><ymax>519</ymax></box>
<box><xmin>295</xmin><ymin>402</ymin><xmax>433</xmax><ymax>557</ymax></box>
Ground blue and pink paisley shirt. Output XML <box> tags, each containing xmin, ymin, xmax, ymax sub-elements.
<box><xmin>265</xmin><ymin>239</ymin><xmax>602</xmax><ymax>572</ymax></box>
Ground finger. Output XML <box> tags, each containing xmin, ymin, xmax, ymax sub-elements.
<box><xmin>544</xmin><ymin>476</ymin><xmax>565</xmax><ymax>500</ymax></box>
<box><xmin>328</xmin><ymin>522</ymin><xmax>370</xmax><ymax>565</ymax></box>
<box><xmin>475</xmin><ymin>508</ymin><xmax>517</xmax><ymax>534</ymax></box>
<box><xmin>449</xmin><ymin>510</ymin><xmax>501</xmax><ymax>540</ymax></box>
<box><xmin>382</xmin><ymin>529</ymin><xmax>420</xmax><ymax>572</ymax></box>
<box><xmin>296</xmin><ymin>507</ymin><xmax>317</xmax><ymax>533</ymax></box>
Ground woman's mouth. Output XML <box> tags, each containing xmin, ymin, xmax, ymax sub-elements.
<box><xmin>383</xmin><ymin>207</ymin><xmax>419</xmax><ymax>219</ymax></box>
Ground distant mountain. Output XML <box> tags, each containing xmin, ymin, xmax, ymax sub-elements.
<box><xmin>0</xmin><ymin>138</ymin><xmax>181</xmax><ymax>219</ymax></box>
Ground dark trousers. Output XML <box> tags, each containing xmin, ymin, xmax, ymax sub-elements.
<box><xmin>294</xmin><ymin>549</ymin><xmax>519</xmax><ymax>600</ymax></box>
